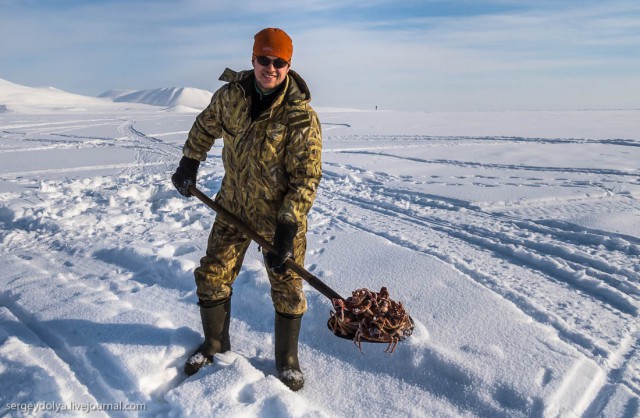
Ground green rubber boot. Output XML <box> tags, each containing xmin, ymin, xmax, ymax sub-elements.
<box><xmin>184</xmin><ymin>297</ymin><xmax>231</xmax><ymax>376</ymax></box>
<box><xmin>275</xmin><ymin>311</ymin><xmax>304</xmax><ymax>391</ymax></box>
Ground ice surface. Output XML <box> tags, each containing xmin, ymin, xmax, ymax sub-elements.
<box><xmin>1</xmin><ymin>80</ymin><xmax>639</xmax><ymax>417</ymax></box>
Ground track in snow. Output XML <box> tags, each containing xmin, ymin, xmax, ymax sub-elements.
<box><xmin>316</xmin><ymin>138</ymin><xmax>640</xmax><ymax>413</ymax></box>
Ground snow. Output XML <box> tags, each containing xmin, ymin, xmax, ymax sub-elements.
<box><xmin>1</xmin><ymin>79</ymin><xmax>639</xmax><ymax>417</ymax></box>
<box><xmin>98</xmin><ymin>90</ymin><xmax>139</xmax><ymax>101</ymax></box>
<box><xmin>0</xmin><ymin>79</ymin><xmax>208</xmax><ymax>114</ymax></box>
<box><xmin>0</xmin><ymin>79</ymin><xmax>157</xmax><ymax>114</ymax></box>
<box><xmin>106</xmin><ymin>87</ymin><xmax>213</xmax><ymax>110</ymax></box>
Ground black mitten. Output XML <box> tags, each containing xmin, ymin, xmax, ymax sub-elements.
<box><xmin>171</xmin><ymin>156</ymin><xmax>200</xmax><ymax>197</ymax></box>
<box><xmin>265</xmin><ymin>222</ymin><xmax>298</xmax><ymax>274</ymax></box>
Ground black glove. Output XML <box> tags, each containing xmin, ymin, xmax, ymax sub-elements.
<box><xmin>171</xmin><ymin>156</ymin><xmax>200</xmax><ymax>197</ymax></box>
<box><xmin>265</xmin><ymin>221</ymin><xmax>298</xmax><ymax>274</ymax></box>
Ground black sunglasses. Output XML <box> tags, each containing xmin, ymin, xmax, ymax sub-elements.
<box><xmin>255</xmin><ymin>55</ymin><xmax>289</xmax><ymax>69</ymax></box>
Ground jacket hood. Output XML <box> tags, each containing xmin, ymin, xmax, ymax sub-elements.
<box><xmin>218</xmin><ymin>68</ymin><xmax>312</xmax><ymax>105</ymax></box>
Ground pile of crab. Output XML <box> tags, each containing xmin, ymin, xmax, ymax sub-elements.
<box><xmin>328</xmin><ymin>287</ymin><xmax>414</xmax><ymax>353</ymax></box>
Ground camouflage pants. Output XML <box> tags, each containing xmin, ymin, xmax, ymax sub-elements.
<box><xmin>194</xmin><ymin>195</ymin><xmax>308</xmax><ymax>315</ymax></box>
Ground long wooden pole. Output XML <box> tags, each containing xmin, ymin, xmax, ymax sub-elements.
<box><xmin>188</xmin><ymin>186</ymin><xmax>344</xmax><ymax>301</ymax></box>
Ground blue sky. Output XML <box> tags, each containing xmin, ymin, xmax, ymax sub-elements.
<box><xmin>1</xmin><ymin>0</ymin><xmax>639</xmax><ymax>111</ymax></box>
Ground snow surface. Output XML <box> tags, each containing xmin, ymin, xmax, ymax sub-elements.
<box><xmin>1</xmin><ymin>80</ymin><xmax>639</xmax><ymax>417</ymax></box>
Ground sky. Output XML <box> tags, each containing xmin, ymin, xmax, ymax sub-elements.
<box><xmin>1</xmin><ymin>0</ymin><xmax>639</xmax><ymax>111</ymax></box>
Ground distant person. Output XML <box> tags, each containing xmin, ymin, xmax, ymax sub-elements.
<box><xmin>171</xmin><ymin>27</ymin><xmax>322</xmax><ymax>391</ymax></box>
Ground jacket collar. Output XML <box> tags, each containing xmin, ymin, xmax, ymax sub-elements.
<box><xmin>218</xmin><ymin>68</ymin><xmax>312</xmax><ymax>106</ymax></box>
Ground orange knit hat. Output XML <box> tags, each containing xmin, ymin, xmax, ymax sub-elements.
<box><xmin>253</xmin><ymin>28</ymin><xmax>293</xmax><ymax>62</ymax></box>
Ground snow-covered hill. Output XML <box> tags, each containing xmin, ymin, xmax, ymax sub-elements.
<box><xmin>98</xmin><ymin>89</ymin><xmax>138</xmax><ymax>101</ymax></box>
<box><xmin>102</xmin><ymin>87</ymin><xmax>212</xmax><ymax>112</ymax></box>
<box><xmin>0</xmin><ymin>78</ymin><xmax>210</xmax><ymax>113</ymax></box>
<box><xmin>0</xmin><ymin>78</ymin><xmax>158</xmax><ymax>114</ymax></box>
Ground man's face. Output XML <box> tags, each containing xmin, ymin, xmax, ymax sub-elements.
<box><xmin>253</xmin><ymin>55</ymin><xmax>290</xmax><ymax>92</ymax></box>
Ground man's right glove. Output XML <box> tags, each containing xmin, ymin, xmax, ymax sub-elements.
<box><xmin>265</xmin><ymin>221</ymin><xmax>298</xmax><ymax>274</ymax></box>
<box><xmin>171</xmin><ymin>156</ymin><xmax>200</xmax><ymax>197</ymax></box>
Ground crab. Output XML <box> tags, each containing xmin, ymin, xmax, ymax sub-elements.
<box><xmin>329</xmin><ymin>287</ymin><xmax>414</xmax><ymax>353</ymax></box>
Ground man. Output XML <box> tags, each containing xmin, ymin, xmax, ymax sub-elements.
<box><xmin>171</xmin><ymin>27</ymin><xmax>322</xmax><ymax>392</ymax></box>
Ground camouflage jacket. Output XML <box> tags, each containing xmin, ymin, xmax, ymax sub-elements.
<box><xmin>182</xmin><ymin>68</ymin><xmax>322</xmax><ymax>226</ymax></box>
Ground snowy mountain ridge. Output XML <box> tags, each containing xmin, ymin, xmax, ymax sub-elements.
<box><xmin>0</xmin><ymin>78</ymin><xmax>158</xmax><ymax>114</ymax></box>
<box><xmin>101</xmin><ymin>86</ymin><xmax>213</xmax><ymax>111</ymax></box>
<box><xmin>0</xmin><ymin>78</ymin><xmax>210</xmax><ymax>113</ymax></box>
<box><xmin>97</xmin><ymin>89</ymin><xmax>138</xmax><ymax>101</ymax></box>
